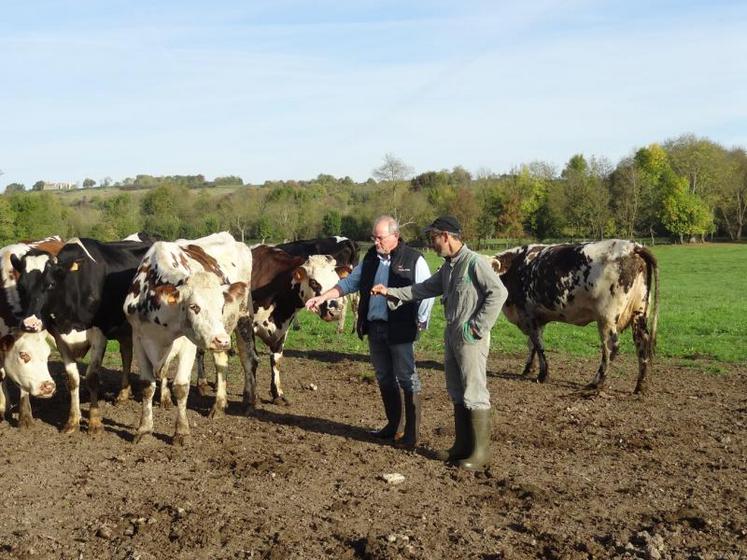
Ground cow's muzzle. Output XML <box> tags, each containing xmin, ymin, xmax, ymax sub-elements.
<box><xmin>210</xmin><ymin>334</ymin><xmax>231</xmax><ymax>351</ymax></box>
<box><xmin>22</xmin><ymin>315</ymin><xmax>44</xmax><ymax>333</ymax></box>
<box><xmin>35</xmin><ymin>380</ymin><xmax>56</xmax><ymax>398</ymax></box>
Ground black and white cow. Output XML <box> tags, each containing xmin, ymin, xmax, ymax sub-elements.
<box><xmin>197</xmin><ymin>245</ymin><xmax>343</xmax><ymax>406</ymax></box>
<box><xmin>12</xmin><ymin>237</ymin><xmax>153</xmax><ymax>433</ymax></box>
<box><xmin>124</xmin><ymin>232</ymin><xmax>253</xmax><ymax>444</ymax></box>
<box><xmin>0</xmin><ymin>238</ymin><xmax>59</xmax><ymax>428</ymax></box>
<box><xmin>490</xmin><ymin>239</ymin><xmax>659</xmax><ymax>393</ymax></box>
<box><xmin>277</xmin><ymin>236</ymin><xmax>359</xmax><ymax>333</ymax></box>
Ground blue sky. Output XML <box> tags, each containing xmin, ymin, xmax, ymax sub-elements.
<box><xmin>1</xmin><ymin>0</ymin><xmax>745</xmax><ymax>189</ymax></box>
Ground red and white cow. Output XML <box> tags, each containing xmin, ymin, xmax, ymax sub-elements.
<box><xmin>0</xmin><ymin>238</ymin><xmax>59</xmax><ymax>428</ymax></box>
<box><xmin>491</xmin><ymin>239</ymin><xmax>659</xmax><ymax>393</ymax></box>
<box><xmin>197</xmin><ymin>245</ymin><xmax>344</xmax><ymax>407</ymax></box>
<box><xmin>124</xmin><ymin>232</ymin><xmax>253</xmax><ymax>444</ymax></box>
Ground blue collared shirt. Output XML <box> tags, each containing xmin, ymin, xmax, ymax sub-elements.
<box><xmin>337</xmin><ymin>253</ymin><xmax>434</xmax><ymax>326</ymax></box>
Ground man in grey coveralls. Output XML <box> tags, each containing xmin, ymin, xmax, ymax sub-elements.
<box><xmin>371</xmin><ymin>215</ymin><xmax>507</xmax><ymax>470</ymax></box>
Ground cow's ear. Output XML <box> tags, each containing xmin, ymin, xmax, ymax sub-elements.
<box><xmin>489</xmin><ymin>257</ymin><xmax>501</xmax><ymax>274</ymax></box>
<box><xmin>155</xmin><ymin>284</ymin><xmax>180</xmax><ymax>305</ymax></box>
<box><xmin>335</xmin><ymin>265</ymin><xmax>352</xmax><ymax>279</ymax></box>
<box><xmin>224</xmin><ymin>281</ymin><xmax>247</xmax><ymax>303</ymax></box>
<box><xmin>292</xmin><ymin>267</ymin><xmax>308</xmax><ymax>283</ymax></box>
<box><xmin>10</xmin><ymin>254</ymin><xmax>25</xmax><ymax>274</ymax></box>
<box><xmin>0</xmin><ymin>335</ymin><xmax>15</xmax><ymax>353</ymax></box>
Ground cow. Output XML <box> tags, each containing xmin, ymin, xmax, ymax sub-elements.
<box><xmin>11</xmin><ymin>237</ymin><xmax>153</xmax><ymax>433</ymax></box>
<box><xmin>196</xmin><ymin>245</ymin><xmax>344</xmax><ymax>406</ymax></box>
<box><xmin>490</xmin><ymin>239</ymin><xmax>659</xmax><ymax>394</ymax></box>
<box><xmin>0</xmin><ymin>238</ymin><xmax>61</xmax><ymax>428</ymax></box>
<box><xmin>124</xmin><ymin>232</ymin><xmax>254</xmax><ymax>444</ymax></box>
<box><xmin>276</xmin><ymin>236</ymin><xmax>359</xmax><ymax>333</ymax></box>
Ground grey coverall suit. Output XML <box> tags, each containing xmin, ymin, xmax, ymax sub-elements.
<box><xmin>386</xmin><ymin>246</ymin><xmax>507</xmax><ymax>410</ymax></box>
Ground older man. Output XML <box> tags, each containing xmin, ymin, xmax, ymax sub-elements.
<box><xmin>306</xmin><ymin>215</ymin><xmax>433</xmax><ymax>448</ymax></box>
<box><xmin>371</xmin><ymin>215</ymin><xmax>507</xmax><ymax>470</ymax></box>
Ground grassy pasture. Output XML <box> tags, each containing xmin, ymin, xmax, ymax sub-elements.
<box><xmin>285</xmin><ymin>243</ymin><xmax>747</xmax><ymax>364</ymax></box>
<box><xmin>101</xmin><ymin>243</ymin><xmax>745</xmax><ymax>373</ymax></box>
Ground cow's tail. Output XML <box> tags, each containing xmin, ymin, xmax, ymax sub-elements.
<box><xmin>638</xmin><ymin>246</ymin><xmax>659</xmax><ymax>358</ymax></box>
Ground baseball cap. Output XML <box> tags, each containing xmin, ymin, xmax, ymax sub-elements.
<box><xmin>423</xmin><ymin>215</ymin><xmax>462</xmax><ymax>235</ymax></box>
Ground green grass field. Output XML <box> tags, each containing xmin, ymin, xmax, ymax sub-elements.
<box><xmin>283</xmin><ymin>243</ymin><xmax>747</xmax><ymax>364</ymax></box>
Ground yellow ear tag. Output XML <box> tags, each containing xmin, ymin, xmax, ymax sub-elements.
<box><xmin>70</xmin><ymin>261</ymin><xmax>79</xmax><ymax>272</ymax></box>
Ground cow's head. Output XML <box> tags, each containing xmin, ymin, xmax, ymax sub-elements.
<box><xmin>293</xmin><ymin>255</ymin><xmax>345</xmax><ymax>321</ymax></box>
<box><xmin>156</xmin><ymin>271</ymin><xmax>247</xmax><ymax>352</ymax></box>
<box><xmin>18</xmin><ymin>239</ymin><xmax>103</xmax><ymax>333</ymax></box>
<box><xmin>491</xmin><ymin>247</ymin><xmax>527</xmax><ymax>276</ymax></box>
<box><xmin>0</xmin><ymin>331</ymin><xmax>55</xmax><ymax>398</ymax></box>
<box><xmin>11</xmin><ymin>252</ymin><xmax>55</xmax><ymax>333</ymax></box>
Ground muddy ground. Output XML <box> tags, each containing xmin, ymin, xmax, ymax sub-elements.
<box><xmin>0</xmin><ymin>348</ymin><xmax>745</xmax><ymax>560</ymax></box>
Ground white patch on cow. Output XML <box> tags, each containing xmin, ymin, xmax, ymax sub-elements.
<box><xmin>332</xmin><ymin>236</ymin><xmax>348</xmax><ymax>243</ymax></box>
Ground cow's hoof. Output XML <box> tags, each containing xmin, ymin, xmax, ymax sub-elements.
<box><xmin>633</xmin><ymin>383</ymin><xmax>647</xmax><ymax>395</ymax></box>
<box><xmin>61</xmin><ymin>422</ymin><xmax>79</xmax><ymax>434</ymax></box>
<box><xmin>208</xmin><ymin>405</ymin><xmax>225</xmax><ymax>419</ymax></box>
<box><xmin>18</xmin><ymin>417</ymin><xmax>34</xmax><ymax>430</ymax></box>
<box><xmin>196</xmin><ymin>383</ymin><xmax>211</xmax><ymax>398</ymax></box>
<box><xmin>88</xmin><ymin>421</ymin><xmax>104</xmax><ymax>436</ymax></box>
<box><xmin>172</xmin><ymin>433</ymin><xmax>189</xmax><ymax>447</ymax></box>
<box><xmin>115</xmin><ymin>388</ymin><xmax>131</xmax><ymax>404</ymax></box>
<box><xmin>271</xmin><ymin>396</ymin><xmax>291</xmax><ymax>407</ymax></box>
<box><xmin>133</xmin><ymin>431</ymin><xmax>153</xmax><ymax>444</ymax></box>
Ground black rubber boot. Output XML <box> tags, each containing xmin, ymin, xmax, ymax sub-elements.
<box><xmin>435</xmin><ymin>403</ymin><xmax>472</xmax><ymax>462</ymax></box>
<box><xmin>370</xmin><ymin>384</ymin><xmax>401</xmax><ymax>440</ymax></box>
<box><xmin>396</xmin><ymin>391</ymin><xmax>421</xmax><ymax>448</ymax></box>
<box><xmin>458</xmin><ymin>408</ymin><xmax>492</xmax><ymax>471</ymax></box>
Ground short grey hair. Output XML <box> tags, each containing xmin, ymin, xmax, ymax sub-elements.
<box><xmin>372</xmin><ymin>215</ymin><xmax>400</xmax><ymax>235</ymax></box>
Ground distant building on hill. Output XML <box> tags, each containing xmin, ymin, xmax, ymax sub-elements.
<box><xmin>41</xmin><ymin>181</ymin><xmax>77</xmax><ymax>191</ymax></box>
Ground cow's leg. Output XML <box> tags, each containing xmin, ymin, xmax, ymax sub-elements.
<box><xmin>59</xmin><ymin>345</ymin><xmax>82</xmax><ymax>434</ymax></box>
<box><xmin>531</xmin><ymin>325</ymin><xmax>550</xmax><ymax>383</ymax></box>
<box><xmin>269</xmin><ymin>333</ymin><xmax>290</xmax><ymax>406</ymax></box>
<box><xmin>133</xmin><ymin>337</ymin><xmax>160</xmax><ymax>443</ymax></box>
<box><xmin>84</xmin><ymin>328</ymin><xmax>108</xmax><ymax>435</ymax></box>
<box><xmin>195</xmin><ymin>348</ymin><xmax>210</xmax><ymax>397</ymax></box>
<box><xmin>115</xmin><ymin>334</ymin><xmax>134</xmax><ymax>404</ymax></box>
<box><xmin>521</xmin><ymin>336</ymin><xmax>536</xmax><ymax>376</ymax></box>
<box><xmin>209</xmin><ymin>350</ymin><xmax>230</xmax><ymax>418</ymax></box>
<box><xmin>158</xmin><ymin>361</ymin><xmax>173</xmax><ymax>409</ymax></box>
<box><xmin>0</xmin><ymin>374</ymin><xmax>7</xmax><ymax>428</ymax></box>
<box><xmin>589</xmin><ymin>321</ymin><xmax>616</xmax><ymax>389</ymax></box>
<box><xmin>235</xmin><ymin>316</ymin><xmax>259</xmax><ymax>413</ymax></box>
<box><xmin>336</xmin><ymin>296</ymin><xmax>348</xmax><ymax>334</ymax></box>
<box><xmin>632</xmin><ymin>313</ymin><xmax>651</xmax><ymax>395</ymax></box>
<box><xmin>172</xmin><ymin>341</ymin><xmax>197</xmax><ymax>446</ymax></box>
<box><xmin>18</xmin><ymin>390</ymin><xmax>34</xmax><ymax>429</ymax></box>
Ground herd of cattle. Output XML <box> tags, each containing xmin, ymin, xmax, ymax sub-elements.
<box><xmin>0</xmin><ymin>232</ymin><xmax>658</xmax><ymax>444</ymax></box>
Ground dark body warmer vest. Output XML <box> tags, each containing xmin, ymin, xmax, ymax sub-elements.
<box><xmin>356</xmin><ymin>241</ymin><xmax>423</xmax><ymax>344</ymax></box>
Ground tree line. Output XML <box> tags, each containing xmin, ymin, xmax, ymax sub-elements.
<box><xmin>1</xmin><ymin>134</ymin><xmax>745</xmax><ymax>247</ymax></box>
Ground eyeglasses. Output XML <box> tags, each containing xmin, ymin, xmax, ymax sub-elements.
<box><xmin>429</xmin><ymin>232</ymin><xmax>443</xmax><ymax>243</ymax></box>
<box><xmin>370</xmin><ymin>232</ymin><xmax>395</xmax><ymax>243</ymax></box>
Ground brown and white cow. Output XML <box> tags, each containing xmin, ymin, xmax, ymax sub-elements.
<box><xmin>490</xmin><ymin>239</ymin><xmax>659</xmax><ymax>393</ymax></box>
<box><xmin>197</xmin><ymin>245</ymin><xmax>344</xmax><ymax>407</ymax></box>
<box><xmin>124</xmin><ymin>232</ymin><xmax>253</xmax><ymax>444</ymax></box>
<box><xmin>0</xmin><ymin>238</ymin><xmax>60</xmax><ymax>428</ymax></box>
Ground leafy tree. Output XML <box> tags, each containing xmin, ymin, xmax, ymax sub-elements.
<box><xmin>32</xmin><ymin>180</ymin><xmax>45</xmax><ymax>191</ymax></box>
<box><xmin>9</xmin><ymin>192</ymin><xmax>69</xmax><ymax>239</ymax></box>
<box><xmin>0</xmin><ymin>196</ymin><xmax>16</xmax><ymax>245</ymax></box>
<box><xmin>715</xmin><ymin>149</ymin><xmax>747</xmax><ymax>240</ymax></box>
<box><xmin>214</xmin><ymin>175</ymin><xmax>243</xmax><ymax>186</ymax></box>
<box><xmin>5</xmin><ymin>183</ymin><xmax>26</xmax><ymax>193</ymax></box>
<box><xmin>83</xmin><ymin>178</ymin><xmax>96</xmax><ymax>188</ymax></box>
<box><xmin>322</xmin><ymin>210</ymin><xmax>342</xmax><ymax>236</ymax></box>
